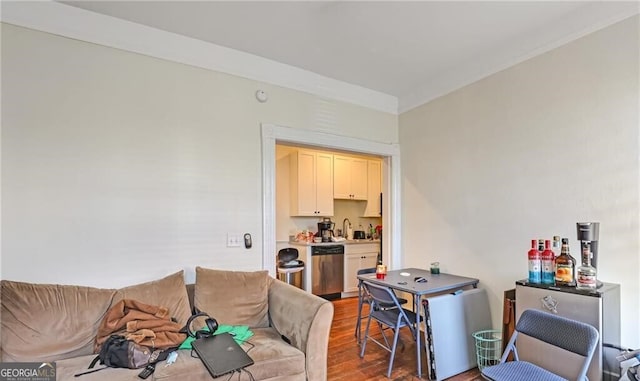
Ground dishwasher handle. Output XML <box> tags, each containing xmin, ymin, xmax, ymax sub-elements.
<box><xmin>311</xmin><ymin>245</ymin><xmax>344</xmax><ymax>255</ymax></box>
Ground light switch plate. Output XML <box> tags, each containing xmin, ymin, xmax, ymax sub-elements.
<box><xmin>227</xmin><ymin>233</ymin><xmax>241</xmax><ymax>247</ymax></box>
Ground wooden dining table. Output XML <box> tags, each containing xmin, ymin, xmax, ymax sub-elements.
<box><xmin>357</xmin><ymin>267</ymin><xmax>480</xmax><ymax>379</ymax></box>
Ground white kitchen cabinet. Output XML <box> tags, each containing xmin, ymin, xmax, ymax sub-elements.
<box><xmin>363</xmin><ymin>159</ymin><xmax>382</xmax><ymax>217</ymax></box>
<box><xmin>344</xmin><ymin>243</ymin><xmax>380</xmax><ymax>292</ymax></box>
<box><xmin>290</xmin><ymin>150</ymin><xmax>334</xmax><ymax>216</ymax></box>
<box><xmin>333</xmin><ymin>155</ymin><xmax>367</xmax><ymax>200</ymax></box>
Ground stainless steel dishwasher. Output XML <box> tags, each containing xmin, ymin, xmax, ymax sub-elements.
<box><xmin>311</xmin><ymin>245</ymin><xmax>344</xmax><ymax>300</ymax></box>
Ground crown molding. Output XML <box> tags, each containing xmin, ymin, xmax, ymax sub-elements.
<box><xmin>1</xmin><ymin>1</ymin><xmax>399</xmax><ymax>115</ymax></box>
<box><xmin>4</xmin><ymin>1</ymin><xmax>635</xmax><ymax>116</ymax></box>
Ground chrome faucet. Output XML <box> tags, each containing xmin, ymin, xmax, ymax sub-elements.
<box><xmin>343</xmin><ymin>218</ymin><xmax>351</xmax><ymax>239</ymax></box>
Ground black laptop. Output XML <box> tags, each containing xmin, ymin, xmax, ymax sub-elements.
<box><xmin>192</xmin><ymin>333</ymin><xmax>254</xmax><ymax>378</ymax></box>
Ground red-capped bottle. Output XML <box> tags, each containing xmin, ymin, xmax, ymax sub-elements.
<box><xmin>541</xmin><ymin>240</ymin><xmax>555</xmax><ymax>284</ymax></box>
<box><xmin>528</xmin><ymin>239</ymin><xmax>541</xmax><ymax>284</ymax></box>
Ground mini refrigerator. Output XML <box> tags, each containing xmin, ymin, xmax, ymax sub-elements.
<box><xmin>425</xmin><ymin>288</ymin><xmax>493</xmax><ymax>380</ymax></box>
<box><xmin>515</xmin><ymin>280</ymin><xmax>621</xmax><ymax>381</ymax></box>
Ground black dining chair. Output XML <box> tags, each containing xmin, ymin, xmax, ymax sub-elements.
<box><xmin>359</xmin><ymin>280</ymin><xmax>419</xmax><ymax>378</ymax></box>
<box><xmin>481</xmin><ymin>309</ymin><xmax>599</xmax><ymax>381</ymax></box>
<box><xmin>354</xmin><ymin>267</ymin><xmax>408</xmax><ymax>344</ymax></box>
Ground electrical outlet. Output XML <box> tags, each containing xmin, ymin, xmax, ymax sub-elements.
<box><xmin>227</xmin><ymin>234</ymin><xmax>241</xmax><ymax>247</ymax></box>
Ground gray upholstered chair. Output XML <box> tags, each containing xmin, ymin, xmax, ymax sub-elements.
<box><xmin>481</xmin><ymin>308</ymin><xmax>599</xmax><ymax>381</ymax></box>
<box><xmin>359</xmin><ymin>280</ymin><xmax>418</xmax><ymax>378</ymax></box>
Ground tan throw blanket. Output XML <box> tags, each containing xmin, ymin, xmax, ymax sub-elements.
<box><xmin>94</xmin><ymin>299</ymin><xmax>186</xmax><ymax>352</ymax></box>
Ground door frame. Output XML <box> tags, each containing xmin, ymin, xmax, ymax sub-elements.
<box><xmin>261</xmin><ymin>123</ymin><xmax>402</xmax><ymax>276</ymax></box>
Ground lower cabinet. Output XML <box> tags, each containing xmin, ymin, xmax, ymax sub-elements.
<box><xmin>344</xmin><ymin>243</ymin><xmax>379</xmax><ymax>292</ymax></box>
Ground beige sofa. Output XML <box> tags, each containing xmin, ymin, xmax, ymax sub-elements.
<box><xmin>0</xmin><ymin>267</ymin><xmax>334</xmax><ymax>381</ymax></box>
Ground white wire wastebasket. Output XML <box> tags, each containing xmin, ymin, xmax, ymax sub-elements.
<box><xmin>472</xmin><ymin>329</ymin><xmax>502</xmax><ymax>371</ymax></box>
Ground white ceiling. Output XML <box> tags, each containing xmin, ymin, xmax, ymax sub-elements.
<box><xmin>22</xmin><ymin>2</ymin><xmax>640</xmax><ymax>112</ymax></box>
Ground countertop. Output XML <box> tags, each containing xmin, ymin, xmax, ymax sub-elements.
<box><xmin>515</xmin><ymin>279</ymin><xmax>618</xmax><ymax>297</ymax></box>
<box><xmin>289</xmin><ymin>239</ymin><xmax>380</xmax><ymax>246</ymax></box>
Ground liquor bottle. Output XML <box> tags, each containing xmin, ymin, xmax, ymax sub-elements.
<box><xmin>555</xmin><ymin>238</ymin><xmax>575</xmax><ymax>286</ymax></box>
<box><xmin>552</xmin><ymin>236</ymin><xmax>561</xmax><ymax>258</ymax></box>
<box><xmin>541</xmin><ymin>240</ymin><xmax>555</xmax><ymax>285</ymax></box>
<box><xmin>576</xmin><ymin>242</ymin><xmax>597</xmax><ymax>290</ymax></box>
<box><xmin>528</xmin><ymin>239</ymin><xmax>541</xmax><ymax>284</ymax></box>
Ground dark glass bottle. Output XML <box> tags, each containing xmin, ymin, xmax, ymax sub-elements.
<box><xmin>555</xmin><ymin>238</ymin><xmax>575</xmax><ymax>286</ymax></box>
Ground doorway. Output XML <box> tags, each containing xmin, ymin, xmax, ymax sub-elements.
<box><xmin>261</xmin><ymin>124</ymin><xmax>402</xmax><ymax>276</ymax></box>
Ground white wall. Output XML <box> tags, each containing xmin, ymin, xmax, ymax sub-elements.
<box><xmin>400</xmin><ymin>16</ymin><xmax>640</xmax><ymax>347</ymax></box>
<box><xmin>1</xmin><ymin>23</ymin><xmax>397</xmax><ymax>287</ymax></box>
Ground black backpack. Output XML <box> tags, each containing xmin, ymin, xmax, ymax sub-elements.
<box><xmin>75</xmin><ymin>335</ymin><xmax>174</xmax><ymax>377</ymax></box>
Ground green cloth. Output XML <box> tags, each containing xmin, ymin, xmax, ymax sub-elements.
<box><xmin>179</xmin><ymin>324</ymin><xmax>254</xmax><ymax>350</ymax></box>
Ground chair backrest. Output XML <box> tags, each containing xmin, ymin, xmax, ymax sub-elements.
<box><xmin>516</xmin><ymin>309</ymin><xmax>599</xmax><ymax>357</ymax></box>
<box><xmin>362</xmin><ymin>281</ymin><xmax>403</xmax><ymax>309</ymax></box>
<box><xmin>357</xmin><ymin>267</ymin><xmax>376</xmax><ymax>276</ymax></box>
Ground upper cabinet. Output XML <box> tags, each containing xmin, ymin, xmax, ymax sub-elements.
<box><xmin>363</xmin><ymin>159</ymin><xmax>382</xmax><ymax>217</ymax></box>
<box><xmin>290</xmin><ymin>150</ymin><xmax>334</xmax><ymax>216</ymax></box>
<box><xmin>333</xmin><ymin>155</ymin><xmax>367</xmax><ymax>200</ymax></box>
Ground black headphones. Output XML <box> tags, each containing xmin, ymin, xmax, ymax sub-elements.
<box><xmin>186</xmin><ymin>310</ymin><xmax>219</xmax><ymax>339</ymax></box>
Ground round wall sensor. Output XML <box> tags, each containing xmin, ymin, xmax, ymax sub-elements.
<box><xmin>255</xmin><ymin>90</ymin><xmax>268</xmax><ymax>103</ymax></box>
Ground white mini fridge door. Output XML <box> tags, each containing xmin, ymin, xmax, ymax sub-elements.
<box><xmin>426</xmin><ymin>288</ymin><xmax>492</xmax><ymax>380</ymax></box>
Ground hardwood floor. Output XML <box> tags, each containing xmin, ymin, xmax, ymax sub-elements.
<box><xmin>327</xmin><ymin>297</ymin><xmax>482</xmax><ymax>381</ymax></box>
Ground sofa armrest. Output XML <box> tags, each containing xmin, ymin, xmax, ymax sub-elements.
<box><xmin>268</xmin><ymin>278</ymin><xmax>333</xmax><ymax>381</ymax></box>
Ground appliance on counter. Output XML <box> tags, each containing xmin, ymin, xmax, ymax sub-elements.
<box><xmin>577</xmin><ymin>222</ymin><xmax>600</xmax><ymax>269</ymax></box>
<box><xmin>353</xmin><ymin>230</ymin><xmax>366</xmax><ymax>240</ymax></box>
<box><xmin>311</xmin><ymin>245</ymin><xmax>344</xmax><ymax>300</ymax></box>
<box><xmin>515</xmin><ymin>280</ymin><xmax>621</xmax><ymax>381</ymax></box>
<box><xmin>317</xmin><ymin>217</ymin><xmax>335</xmax><ymax>243</ymax></box>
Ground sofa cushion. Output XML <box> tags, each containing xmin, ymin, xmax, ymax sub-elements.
<box><xmin>113</xmin><ymin>271</ymin><xmax>191</xmax><ymax>326</ymax></box>
<box><xmin>153</xmin><ymin>328</ymin><xmax>305</xmax><ymax>381</ymax></box>
<box><xmin>56</xmin><ymin>328</ymin><xmax>305</xmax><ymax>381</ymax></box>
<box><xmin>0</xmin><ymin>280</ymin><xmax>115</xmax><ymax>362</ymax></box>
<box><xmin>55</xmin><ymin>354</ymin><xmax>146</xmax><ymax>380</ymax></box>
<box><xmin>194</xmin><ymin>267</ymin><xmax>269</xmax><ymax>328</ymax></box>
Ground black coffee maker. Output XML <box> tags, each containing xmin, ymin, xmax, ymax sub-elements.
<box><xmin>317</xmin><ymin>218</ymin><xmax>335</xmax><ymax>242</ymax></box>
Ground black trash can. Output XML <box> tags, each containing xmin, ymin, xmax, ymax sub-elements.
<box><xmin>277</xmin><ymin>248</ymin><xmax>305</xmax><ymax>290</ymax></box>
